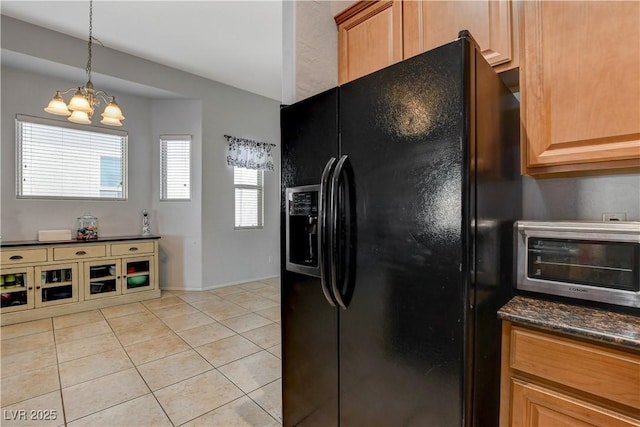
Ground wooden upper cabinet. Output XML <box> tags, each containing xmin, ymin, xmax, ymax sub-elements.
<box><xmin>521</xmin><ymin>0</ymin><xmax>640</xmax><ymax>176</ymax></box>
<box><xmin>336</xmin><ymin>0</ymin><xmax>517</xmax><ymax>85</ymax></box>
<box><xmin>403</xmin><ymin>0</ymin><xmax>517</xmax><ymax>72</ymax></box>
<box><xmin>335</xmin><ymin>1</ymin><xmax>403</xmax><ymax>85</ymax></box>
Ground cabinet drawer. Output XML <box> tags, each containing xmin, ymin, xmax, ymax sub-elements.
<box><xmin>110</xmin><ymin>242</ymin><xmax>154</xmax><ymax>256</ymax></box>
<box><xmin>53</xmin><ymin>245</ymin><xmax>106</xmax><ymax>260</ymax></box>
<box><xmin>510</xmin><ymin>326</ymin><xmax>640</xmax><ymax>410</ymax></box>
<box><xmin>1</xmin><ymin>248</ymin><xmax>47</xmax><ymax>265</ymax></box>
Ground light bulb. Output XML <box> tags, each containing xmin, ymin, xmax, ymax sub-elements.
<box><xmin>100</xmin><ymin>116</ymin><xmax>123</xmax><ymax>127</ymax></box>
<box><xmin>68</xmin><ymin>88</ymin><xmax>92</xmax><ymax>113</ymax></box>
<box><xmin>101</xmin><ymin>97</ymin><xmax>125</xmax><ymax>120</ymax></box>
<box><xmin>68</xmin><ymin>110</ymin><xmax>91</xmax><ymax>124</ymax></box>
<box><xmin>44</xmin><ymin>91</ymin><xmax>71</xmax><ymax>116</ymax></box>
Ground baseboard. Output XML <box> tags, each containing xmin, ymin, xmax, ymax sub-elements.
<box><xmin>161</xmin><ymin>275</ymin><xmax>280</xmax><ymax>292</ymax></box>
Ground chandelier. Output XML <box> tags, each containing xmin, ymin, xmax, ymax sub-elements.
<box><xmin>44</xmin><ymin>0</ymin><xmax>124</xmax><ymax>126</ymax></box>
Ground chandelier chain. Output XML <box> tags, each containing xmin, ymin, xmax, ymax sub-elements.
<box><xmin>86</xmin><ymin>0</ymin><xmax>93</xmax><ymax>80</ymax></box>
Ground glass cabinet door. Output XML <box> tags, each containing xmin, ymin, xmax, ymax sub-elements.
<box><xmin>34</xmin><ymin>264</ymin><xmax>79</xmax><ymax>307</ymax></box>
<box><xmin>0</xmin><ymin>267</ymin><xmax>34</xmax><ymax>313</ymax></box>
<box><xmin>122</xmin><ymin>256</ymin><xmax>155</xmax><ymax>294</ymax></box>
<box><xmin>84</xmin><ymin>260</ymin><xmax>120</xmax><ymax>300</ymax></box>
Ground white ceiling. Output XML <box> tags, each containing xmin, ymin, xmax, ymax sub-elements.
<box><xmin>0</xmin><ymin>0</ymin><xmax>283</xmax><ymax>101</ymax></box>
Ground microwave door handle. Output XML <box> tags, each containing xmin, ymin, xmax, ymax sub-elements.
<box><xmin>319</xmin><ymin>157</ymin><xmax>337</xmax><ymax>307</ymax></box>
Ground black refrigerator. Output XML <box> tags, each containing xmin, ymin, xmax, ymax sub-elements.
<box><xmin>280</xmin><ymin>32</ymin><xmax>521</xmax><ymax>427</ymax></box>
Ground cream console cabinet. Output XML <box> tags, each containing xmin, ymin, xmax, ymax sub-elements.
<box><xmin>0</xmin><ymin>237</ymin><xmax>160</xmax><ymax>326</ymax></box>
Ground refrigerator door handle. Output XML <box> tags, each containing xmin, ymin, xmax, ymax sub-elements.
<box><xmin>319</xmin><ymin>157</ymin><xmax>338</xmax><ymax>307</ymax></box>
<box><xmin>330</xmin><ymin>155</ymin><xmax>350</xmax><ymax>310</ymax></box>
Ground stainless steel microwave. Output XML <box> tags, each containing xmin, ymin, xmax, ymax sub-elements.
<box><xmin>515</xmin><ymin>221</ymin><xmax>640</xmax><ymax>308</ymax></box>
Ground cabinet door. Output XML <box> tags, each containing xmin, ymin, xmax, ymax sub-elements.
<box><xmin>521</xmin><ymin>1</ymin><xmax>640</xmax><ymax>176</ymax></box>
<box><xmin>122</xmin><ymin>256</ymin><xmax>155</xmax><ymax>294</ymax></box>
<box><xmin>336</xmin><ymin>0</ymin><xmax>403</xmax><ymax>84</ymax></box>
<box><xmin>404</xmin><ymin>0</ymin><xmax>516</xmax><ymax>71</ymax></box>
<box><xmin>511</xmin><ymin>380</ymin><xmax>640</xmax><ymax>427</ymax></box>
<box><xmin>84</xmin><ymin>259</ymin><xmax>120</xmax><ymax>300</ymax></box>
<box><xmin>34</xmin><ymin>263</ymin><xmax>79</xmax><ymax>308</ymax></box>
<box><xmin>0</xmin><ymin>267</ymin><xmax>34</xmax><ymax>313</ymax></box>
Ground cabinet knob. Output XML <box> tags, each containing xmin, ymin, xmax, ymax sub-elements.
<box><xmin>28</xmin><ymin>286</ymin><xmax>33</xmax><ymax>290</ymax></box>
<box><xmin>36</xmin><ymin>286</ymin><xmax>41</xmax><ymax>290</ymax></box>
<box><xmin>129</xmin><ymin>247</ymin><xmax>139</xmax><ymax>252</ymax></box>
<box><xmin>75</xmin><ymin>250</ymin><xmax>87</xmax><ymax>256</ymax></box>
<box><xmin>9</xmin><ymin>255</ymin><xmax>23</xmax><ymax>260</ymax></box>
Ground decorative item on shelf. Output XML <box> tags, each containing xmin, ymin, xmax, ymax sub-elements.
<box><xmin>127</xmin><ymin>275</ymin><xmax>147</xmax><ymax>286</ymax></box>
<box><xmin>76</xmin><ymin>213</ymin><xmax>99</xmax><ymax>240</ymax></box>
<box><xmin>141</xmin><ymin>209</ymin><xmax>151</xmax><ymax>236</ymax></box>
<box><xmin>0</xmin><ymin>275</ymin><xmax>15</xmax><ymax>290</ymax></box>
<box><xmin>43</xmin><ymin>0</ymin><xmax>125</xmax><ymax>127</ymax></box>
<box><xmin>38</xmin><ymin>229</ymin><xmax>72</xmax><ymax>242</ymax></box>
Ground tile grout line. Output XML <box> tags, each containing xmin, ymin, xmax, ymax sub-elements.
<box><xmin>52</xmin><ymin>317</ymin><xmax>69</xmax><ymax>427</ymax></box>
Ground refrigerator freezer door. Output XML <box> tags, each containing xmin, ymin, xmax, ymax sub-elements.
<box><xmin>281</xmin><ymin>88</ymin><xmax>340</xmax><ymax>426</ymax></box>
<box><xmin>338</xmin><ymin>40</ymin><xmax>468</xmax><ymax>426</ymax></box>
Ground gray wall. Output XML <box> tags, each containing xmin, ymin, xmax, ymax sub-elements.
<box><xmin>1</xmin><ymin>16</ymin><xmax>281</xmax><ymax>289</ymax></box>
<box><xmin>522</xmin><ymin>174</ymin><xmax>640</xmax><ymax>221</ymax></box>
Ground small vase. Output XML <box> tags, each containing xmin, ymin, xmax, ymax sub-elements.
<box><xmin>142</xmin><ymin>209</ymin><xmax>151</xmax><ymax>236</ymax></box>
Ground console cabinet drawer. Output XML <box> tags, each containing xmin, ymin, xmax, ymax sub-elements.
<box><xmin>53</xmin><ymin>245</ymin><xmax>106</xmax><ymax>261</ymax></box>
<box><xmin>1</xmin><ymin>248</ymin><xmax>47</xmax><ymax>264</ymax></box>
<box><xmin>510</xmin><ymin>326</ymin><xmax>640</xmax><ymax>410</ymax></box>
<box><xmin>110</xmin><ymin>242</ymin><xmax>154</xmax><ymax>256</ymax></box>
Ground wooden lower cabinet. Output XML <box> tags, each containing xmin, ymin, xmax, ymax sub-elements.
<box><xmin>511</xmin><ymin>380</ymin><xmax>639</xmax><ymax>427</ymax></box>
<box><xmin>500</xmin><ymin>322</ymin><xmax>640</xmax><ymax>427</ymax></box>
<box><xmin>0</xmin><ymin>238</ymin><xmax>160</xmax><ymax>325</ymax></box>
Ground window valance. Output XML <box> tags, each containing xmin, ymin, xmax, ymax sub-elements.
<box><xmin>225</xmin><ymin>135</ymin><xmax>275</xmax><ymax>171</ymax></box>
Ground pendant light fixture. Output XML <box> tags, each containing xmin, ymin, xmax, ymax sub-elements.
<box><xmin>44</xmin><ymin>0</ymin><xmax>125</xmax><ymax>126</ymax></box>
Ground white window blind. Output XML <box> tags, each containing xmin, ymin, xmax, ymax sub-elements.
<box><xmin>234</xmin><ymin>167</ymin><xmax>264</xmax><ymax>229</ymax></box>
<box><xmin>16</xmin><ymin>115</ymin><xmax>127</xmax><ymax>200</ymax></box>
<box><xmin>160</xmin><ymin>135</ymin><xmax>191</xmax><ymax>201</ymax></box>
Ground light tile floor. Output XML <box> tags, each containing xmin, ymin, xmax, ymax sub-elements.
<box><xmin>0</xmin><ymin>278</ymin><xmax>282</xmax><ymax>427</ymax></box>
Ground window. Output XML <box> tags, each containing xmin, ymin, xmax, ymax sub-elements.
<box><xmin>234</xmin><ymin>167</ymin><xmax>264</xmax><ymax>229</ymax></box>
<box><xmin>160</xmin><ymin>135</ymin><xmax>191</xmax><ymax>201</ymax></box>
<box><xmin>100</xmin><ymin>156</ymin><xmax>122</xmax><ymax>197</ymax></box>
<box><xmin>16</xmin><ymin>115</ymin><xmax>127</xmax><ymax>200</ymax></box>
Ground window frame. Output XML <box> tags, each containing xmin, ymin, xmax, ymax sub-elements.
<box><xmin>159</xmin><ymin>135</ymin><xmax>192</xmax><ymax>202</ymax></box>
<box><xmin>233</xmin><ymin>166</ymin><xmax>264</xmax><ymax>230</ymax></box>
<box><xmin>15</xmin><ymin>114</ymin><xmax>128</xmax><ymax>201</ymax></box>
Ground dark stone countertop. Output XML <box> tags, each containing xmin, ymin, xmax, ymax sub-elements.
<box><xmin>1</xmin><ymin>235</ymin><xmax>160</xmax><ymax>248</ymax></box>
<box><xmin>498</xmin><ymin>295</ymin><xmax>640</xmax><ymax>351</ymax></box>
